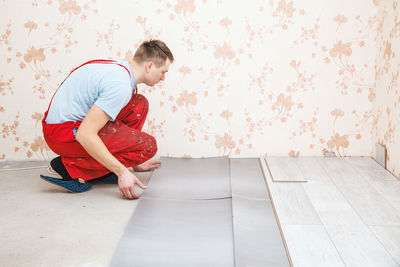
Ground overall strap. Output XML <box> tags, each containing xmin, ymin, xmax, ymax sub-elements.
<box><xmin>45</xmin><ymin>59</ymin><xmax>136</xmax><ymax>118</ymax></box>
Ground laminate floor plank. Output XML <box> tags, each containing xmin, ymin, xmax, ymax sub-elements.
<box><xmin>260</xmin><ymin>158</ymin><xmax>321</xmax><ymax>225</ymax></box>
<box><xmin>282</xmin><ymin>224</ymin><xmax>345</xmax><ymax>267</ymax></box>
<box><xmin>370</xmin><ymin>226</ymin><xmax>400</xmax><ymax>265</ymax></box>
<box><xmin>368</xmin><ymin>180</ymin><xmax>400</xmax><ymax>214</ymax></box>
<box><xmin>318</xmin><ymin>158</ymin><xmax>400</xmax><ymax>226</ymax></box>
<box><xmin>345</xmin><ymin>157</ymin><xmax>397</xmax><ymax>182</ymax></box>
<box><xmin>267</xmin><ymin>181</ymin><xmax>321</xmax><ymax>225</ymax></box>
<box><xmin>266</xmin><ymin>157</ymin><xmax>305</xmax><ymax>181</ymax></box>
<box><xmin>270</xmin><ymin>157</ymin><xmax>399</xmax><ymax>267</ymax></box>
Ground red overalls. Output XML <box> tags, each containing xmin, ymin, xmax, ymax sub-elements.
<box><xmin>42</xmin><ymin>60</ymin><xmax>157</xmax><ymax>181</ymax></box>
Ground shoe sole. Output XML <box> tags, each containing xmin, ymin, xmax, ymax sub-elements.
<box><xmin>40</xmin><ymin>175</ymin><xmax>92</xmax><ymax>193</ymax></box>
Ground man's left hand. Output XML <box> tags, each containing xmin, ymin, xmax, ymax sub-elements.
<box><xmin>133</xmin><ymin>160</ymin><xmax>162</xmax><ymax>172</ymax></box>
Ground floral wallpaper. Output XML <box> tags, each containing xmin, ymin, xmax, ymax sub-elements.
<box><xmin>1</xmin><ymin>0</ymin><xmax>391</xmax><ymax>172</ymax></box>
<box><xmin>373</xmin><ymin>0</ymin><xmax>400</xmax><ymax>178</ymax></box>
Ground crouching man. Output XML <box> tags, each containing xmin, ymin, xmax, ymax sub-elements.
<box><xmin>41</xmin><ymin>40</ymin><xmax>174</xmax><ymax>199</ymax></box>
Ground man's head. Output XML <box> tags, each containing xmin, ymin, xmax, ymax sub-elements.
<box><xmin>133</xmin><ymin>40</ymin><xmax>174</xmax><ymax>86</ymax></box>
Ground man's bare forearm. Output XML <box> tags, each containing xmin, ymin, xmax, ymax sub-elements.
<box><xmin>76</xmin><ymin>132</ymin><xmax>128</xmax><ymax>176</ymax></box>
<box><xmin>74</xmin><ymin>104</ymin><xmax>131</xmax><ymax>177</ymax></box>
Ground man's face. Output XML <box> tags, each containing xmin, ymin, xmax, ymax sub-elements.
<box><xmin>145</xmin><ymin>59</ymin><xmax>171</xmax><ymax>86</ymax></box>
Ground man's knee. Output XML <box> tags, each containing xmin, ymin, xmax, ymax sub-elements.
<box><xmin>145</xmin><ymin>134</ymin><xmax>158</xmax><ymax>157</ymax></box>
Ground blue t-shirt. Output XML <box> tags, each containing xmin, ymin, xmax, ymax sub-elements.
<box><xmin>45</xmin><ymin>61</ymin><xmax>136</xmax><ymax>123</ymax></box>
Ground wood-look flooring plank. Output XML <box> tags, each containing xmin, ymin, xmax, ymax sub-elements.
<box><xmin>370</xmin><ymin>226</ymin><xmax>400</xmax><ymax>265</ymax></box>
<box><xmin>296</xmin><ymin>158</ymin><xmax>398</xmax><ymax>266</ymax></box>
<box><xmin>318</xmin><ymin>158</ymin><xmax>400</xmax><ymax>226</ymax></box>
<box><xmin>266</xmin><ymin>181</ymin><xmax>321</xmax><ymax>225</ymax></box>
<box><xmin>347</xmin><ymin>157</ymin><xmax>400</xmax><ymax>215</ymax></box>
<box><xmin>282</xmin><ymin>225</ymin><xmax>345</xmax><ymax>267</ymax></box>
<box><xmin>328</xmin><ymin>224</ymin><xmax>398</xmax><ymax>267</ymax></box>
<box><xmin>368</xmin><ymin>180</ymin><xmax>400</xmax><ymax>214</ymax></box>
<box><xmin>261</xmin><ymin>157</ymin><xmax>320</xmax><ymax>225</ymax></box>
<box><xmin>295</xmin><ymin>157</ymin><xmax>332</xmax><ymax>182</ymax></box>
<box><xmin>266</xmin><ymin>157</ymin><xmax>306</xmax><ymax>182</ymax></box>
<box><xmin>345</xmin><ymin>157</ymin><xmax>397</xmax><ymax>182</ymax></box>
<box><xmin>303</xmin><ymin>180</ymin><xmax>397</xmax><ymax>266</ymax></box>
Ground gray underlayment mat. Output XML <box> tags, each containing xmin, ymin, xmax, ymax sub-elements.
<box><xmin>110</xmin><ymin>157</ymin><xmax>290</xmax><ymax>267</ymax></box>
<box><xmin>230</xmin><ymin>159</ymin><xmax>290</xmax><ymax>267</ymax></box>
<box><xmin>142</xmin><ymin>156</ymin><xmax>231</xmax><ymax>200</ymax></box>
<box><xmin>111</xmin><ymin>198</ymin><xmax>234</xmax><ymax>267</ymax></box>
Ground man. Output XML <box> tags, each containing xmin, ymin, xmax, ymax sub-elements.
<box><xmin>41</xmin><ymin>40</ymin><xmax>174</xmax><ymax>199</ymax></box>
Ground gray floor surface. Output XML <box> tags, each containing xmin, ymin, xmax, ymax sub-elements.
<box><xmin>231</xmin><ymin>158</ymin><xmax>290</xmax><ymax>267</ymax></box>
<box><xmin>111</xmin><ymin>157</ymin><xmax>289</xmax><ymax>267</ymax></box>
<box><xmin>0</xmin><ymin>161</ymin><xmax>152</xmax><ymax>267</ymax></box>
<box><xmin>111</xmin><ymin>198</ymin><xmax>235</xmax><ymax>267</ymax></box>
<box><xmin>142</xmin><ymin>156</ymin><xmax>231</xmax><ymax>200</ymax></box>
<box><xmin>1</xmin><ymin>157</ymin><xmax>399</xmax><ymax>267</ymax></box>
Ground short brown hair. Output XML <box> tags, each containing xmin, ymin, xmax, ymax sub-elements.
<box><xmin>133</xmin><ymin>39</ymin><xmax>174</xmax><ymax>67</ymax></box>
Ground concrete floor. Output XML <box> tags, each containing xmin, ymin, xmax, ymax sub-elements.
<box><xmin>0</xmin><ymin>161</ymin><xmax>152</xmax><ymax>267</ymax></box>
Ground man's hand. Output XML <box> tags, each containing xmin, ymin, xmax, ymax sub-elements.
<box><xmin>118</xmin><ymin>168</ymin><xmax>147</xmax><ymax>199</ymax></box>
<box><xmin>133</xmin><ymin>160</ymin><xmax>162</xmax><ymax>172</ymax></box>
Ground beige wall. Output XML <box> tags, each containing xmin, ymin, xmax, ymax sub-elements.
<box><xmin>374</xmin><ymin>0</ymin><xmax>400</xmax><ymax>178</ymax></box>
<box><xmin>0</xmin><ymin>1</ymin><xmax>383</xmax><ymax>161</ymax></box>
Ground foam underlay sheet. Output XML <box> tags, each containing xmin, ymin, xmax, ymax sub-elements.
<box><xmin>230</xmin><ymin>158</ymin><xmax>290</xmax><ymax>267</ymax></box>
<box><xmin>111</xmin><ymin>157</ymin><xmax>289</xmax><ymax>267</ymax></box>
<box><xmin>232</xmin><ymin>198</ymin><xmax>290</xmax><ymax>266</ymax></box>
<box><xmin>230</xmin><ymin>158</ymin><xmax>270</xmax><ymax>199</ymax></box>
<box><xmin>142</xmin><ymin>156</ymin><xmax>231</xmax><ymax>200</ymax></box>
<box><xmin>110</xmin><ymin>198</ymin><xmax>234</xmax><ymax>267</ymax></box>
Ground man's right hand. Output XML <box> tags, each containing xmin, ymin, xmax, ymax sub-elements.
<box><xmin>118</xmin><ymin>168</ymin><xmax>147</xmax><ymax>199</ymax></box>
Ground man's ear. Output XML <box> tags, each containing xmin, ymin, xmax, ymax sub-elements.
<box><xmin>145</xmin><ymin>61</ymin><xmax>153</xmax><ymax>72</ymax></box>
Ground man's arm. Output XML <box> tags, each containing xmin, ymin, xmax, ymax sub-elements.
<box><xmin>75</xmin><ymin>104</ymin><xmax>146</xmax><ymax>199</ymax></box>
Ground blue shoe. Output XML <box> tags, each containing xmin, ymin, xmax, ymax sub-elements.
<box><xmin>40</xmin><ymin>175</ymin><xmax>92</xmax><ymax>193</ymax></box>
